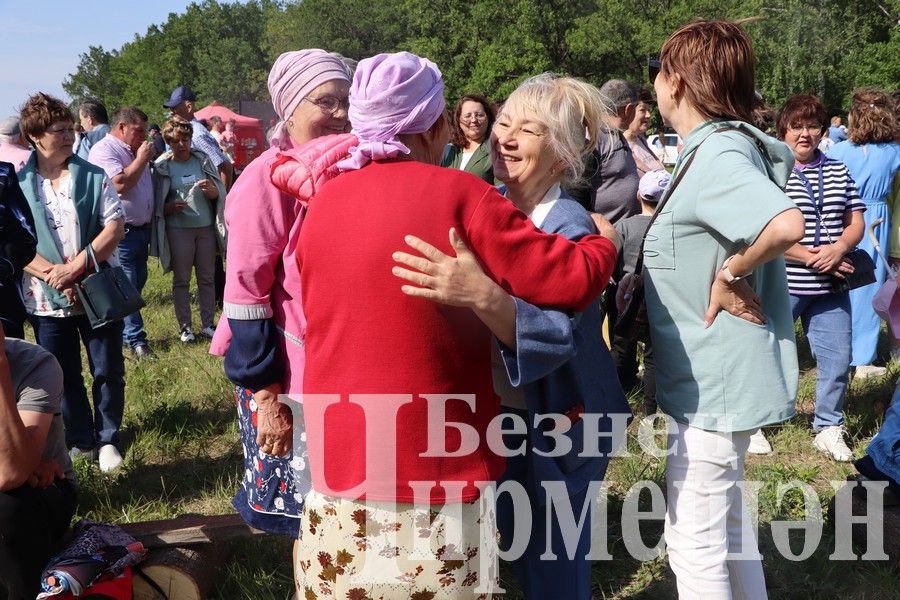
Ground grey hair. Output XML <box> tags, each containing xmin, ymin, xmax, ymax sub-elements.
<box><xmin>500</xmin><ymin>73</ymin><xmax>615</xmax><ymax>188</ymax></box>
<box><xmin>599</xmin><ymin>79</ymin><xmax>639</xmax><ymax>113</ymax></box>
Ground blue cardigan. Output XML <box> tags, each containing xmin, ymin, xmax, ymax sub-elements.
<box><xmin>497</xmin><ymin>192</ymin><xmax>632</xmax><ymax>504</ymax></box>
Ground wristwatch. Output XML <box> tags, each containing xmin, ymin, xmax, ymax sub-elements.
<box><xmin>720</xmin><ymin>255</ymin><xmax>744</xmax><ymax>283</ymax></box>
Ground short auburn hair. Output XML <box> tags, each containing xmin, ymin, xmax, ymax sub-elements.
<box><xmin>776</xmin><ymin>95</ymin><xmax>827</xmax><ymax>139</ymax></box>
<box><xmin>162</xmin><ymin>116</ymin><xmax>193</xmax><ymax>145</ymax></box>
<box><xmin>659</xmin><ymin>20</ymin><xmax>756</xmax><ymax>123</ymax></box>
<box><xmin>19</xmin><ymin>93</ymin><xmax>74</xmax><ymax>144</ymax></box>
<box><xmin>449</xmin><ymin>94</ymin><xmax>494</xmax><ymax>148</ymax></box>
<box><xmin>848</xmin><ymin>88</ymin><xmax>898</xmax><ymax>145</ymax></box>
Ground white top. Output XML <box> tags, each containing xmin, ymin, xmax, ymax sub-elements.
<box><xmin>528</xmin><ymin>183</ymin><xmax>562</xmax><ymax>229</ymax></box>
<box><xmin>458</xmin><ymin>150</ymin><xmax>475</xmax><ymax>171</ymax></box>
<box><xmin>23</xmin><ymin>172</ymin><xmax>123</xmax><ymax>317</ymax></box>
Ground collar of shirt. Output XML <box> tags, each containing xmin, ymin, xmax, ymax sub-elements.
<box><xmin>106</xmin><ymin>133</ymin><xmax>136</xmax><ymax>158</ymax></box>
<box><xmin>525</xmin><ymin>183</ymin><xmax>562</xmax><ymax>229</ymax></box>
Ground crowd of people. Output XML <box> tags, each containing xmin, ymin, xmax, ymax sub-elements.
<box><xmin>0</xmin><ymin>16</ymin><xmax>899</xmax><ymax>600</ymax></box>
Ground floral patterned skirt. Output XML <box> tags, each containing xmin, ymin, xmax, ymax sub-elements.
<box><xmin>233</xmin><ymin>385</ymin><xmax>311</xmax><ymax>537</ymax></box>
<box><xmin>296</xmin><ymin>489</ymin><xmax>499</xmax><ymax>599</ymax></box>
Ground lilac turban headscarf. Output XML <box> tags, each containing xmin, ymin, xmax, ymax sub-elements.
<box><xmin>337</xmin><ymin>52</ymin><xmax>446</xmax><ymax>170</ymax></box>
<box><xmin>267</xmin><ymin>49</ymin><xmax>351</xmax><ymax>149</ymax></box>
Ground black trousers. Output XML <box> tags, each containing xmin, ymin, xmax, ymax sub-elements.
<box><xmin>0</xmin><ymin>479</ymin><xmax>77</xmax><ymax>600</ymax></box>
<box><xmin>610</xmin><ymin>331</ymin><xmax>657</xmax><ymax>415</ymax></box>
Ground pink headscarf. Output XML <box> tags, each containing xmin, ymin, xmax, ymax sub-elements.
<box><xmin>337</xmin><ymin>52</ymin><xmax>445</xmax><ymax>170</ymax></box>
<box><xmin>267</xmin><ymin>49</ymin><xmax>351</xmax><ymax>149</ymax></box>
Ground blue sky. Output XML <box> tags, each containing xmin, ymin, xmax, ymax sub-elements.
<box><xmin>0</xmin><ymin>1</ymin><xmax>213</xmax><ymax>115</ymax></box>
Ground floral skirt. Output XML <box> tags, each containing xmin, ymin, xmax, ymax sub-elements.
<box><xmin>296</xmin><ymin>489</ymin><xmax>499</xmax><ymax>599</ymax></box>
<box><xmin>233</xmin><ymin>385</ymin><xmax>311</xmax><ymax>537</ymax></box>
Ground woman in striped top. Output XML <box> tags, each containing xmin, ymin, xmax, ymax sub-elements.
<box><xmin>778</xmin><ymin>94</ymin><xmax>865</xmax><ymax>461</ymax></box>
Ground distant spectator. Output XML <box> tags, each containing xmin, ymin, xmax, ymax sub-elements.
<box><xmin>163</xmin><ymin>85</ymin><xmax>233</xmax><ymax>189</ymax></box>
<box><xmin>566</xmin><ymin>78</ymin><xmax>640</xmax><ymax>223</ymax></box>
<box><xmin>442</xmin><ymin>94</ymin><xmax>495</xmax><ymax>183</ymax></box>
<box><xmin>623</xmin><ymin>88</ymin><xmax>665</xmax><ymax>177</ymax></box>
<box><xmin>207</xmin><ymin>115</ymin><xmax>224</xmax><ymax>142</ymax></box>
<box><xmin>828</xmin><ymin>115</ymin><xmax>848</xmax><ymax>143</ymax></box>
<box><xmin>818</xmin><ymin>126</ymin><xmax>835</xmax><ymax>153</ymax></box>
<box><xmin>148</xmin><ymin>123</ymin><xmax>166</xmax><ymax>158</ymax></box>
<box><xmin>88</xmin><ymin>107</ymin><xmax>155</xmax><ymax>360</ymax></box>
<box><xmin>0</xmin><ymin>161</ymin><xmax>36</xmax><ymax>339</ymax></box>
<box><xmin>151</xmin><ymin>117</ymin><xmax>225</xmax><ymax>343</ymax></box>
<box><xmin>163</xmin><ymin>85</ymin><xmax>232</xmax><ymax>309</ymax></box>
<box><xmin>751</xmin><ymin>92</ymin><xmax>777</xmax><ymax>136</ymax></box>
<box><xmin>74</xmin><ymin>98</ymin><xmax>110</xmax><ymax>160</ymax></box>
<box><xmin>828</xmin><ymin>88</ymin><xmax>900</xmax><ymax>376</ymax></box>
<box><xmin>219</xmin><ymin>118</ymin><xmax>236</xmax><ymax>162</ymax></box>
<box><xmin>777</xmin><ymin>94</ymin><xmax>865</xmax><ymax>461</ymax></box>
<box><xmin>611</xmin><ymin>169</ymin><xmax>669</xmax><ymax>415</ymax></box>
<box><xmin>0</xmin><ymin>117</ymin><xmax>32</xmax><ymax>171</ymax></box>
<box><xmin>0</xmin><ymin>326</ymin><xmax>76</xmax><ymax>600</ymax></box>
<box><xmin>18</xmin><ymin>93</ymin><xmax>126</xmax><ymax>474</ymax></box>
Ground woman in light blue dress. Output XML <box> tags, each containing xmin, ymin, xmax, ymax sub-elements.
<box><xmin>827</xmin><ymin>88</ymin><xmax>900</xmax><ymax>371</ymax></box>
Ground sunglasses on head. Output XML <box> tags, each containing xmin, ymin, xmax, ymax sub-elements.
<box><xmin>648</xmin><ymin>59</ymin><xmax>661</xmax><ymax>84</ymax></box>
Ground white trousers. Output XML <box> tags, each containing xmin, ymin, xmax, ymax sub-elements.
<box><xmin>664</xmin><ymin>422</ymin><xmax>767</xmax><ymax>600</ymax></box>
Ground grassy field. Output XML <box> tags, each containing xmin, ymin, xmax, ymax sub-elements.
<box><xmin>28</xmin><ymin>262</ymin><xmax>900</xmax><ymax>599</ymax></box>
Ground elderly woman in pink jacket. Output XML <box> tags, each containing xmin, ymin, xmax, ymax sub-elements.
<box><xmin>209</xmin><ymin>50</ymin><xmax>354</xmax><ymax>549</ymax></box>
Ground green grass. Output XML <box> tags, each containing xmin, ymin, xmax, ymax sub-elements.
<box><xmin>29</xmin><ymin>263</ymin><xmax>900</xmax><ymax>599</ymax></box>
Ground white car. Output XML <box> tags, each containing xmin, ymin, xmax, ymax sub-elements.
<box><xmin>647</xmin><ymin>132</ymin><xmax>683</xmax><ymax>166</ymax></box>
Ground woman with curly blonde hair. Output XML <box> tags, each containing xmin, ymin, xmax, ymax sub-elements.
<box><xmin>828</xmin><ymin>88</ymin><xmax>900</xmax><ymax>375</ymax></box>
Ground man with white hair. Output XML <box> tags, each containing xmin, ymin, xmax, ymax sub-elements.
<box><xmin>0</xmin><ymin>117</ymin><xmax>31</xmax><ymax>171</ymax></box>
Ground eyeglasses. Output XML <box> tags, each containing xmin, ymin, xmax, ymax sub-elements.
<box><xmin>46</xmin><ymin>125</ymin><xmax>76</xmax><ymax>136</ymax></box>
<box><xmin>302</xmin><ymin>95</ymin><xmax>350</xmax><ymax>115</ymax></box>
<box><xmin>461</xmin><ymin>112</ymin><xmax>487</xmax><ymax>122</ymax></box>
<box><xmin>648</xmin><ymin>59</ymin><xmax>661</xmax><ymax>84</ymax></box>
<box><xmin>788</xmin><ymin>124</ymin><xmax>823</xmax><ymax>134</ymax></box>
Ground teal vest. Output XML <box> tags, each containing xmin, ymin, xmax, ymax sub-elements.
<box><xmin>18</xmin><ymin>154</ymin><xmax>106</xmax><ymax>309</ymax></box>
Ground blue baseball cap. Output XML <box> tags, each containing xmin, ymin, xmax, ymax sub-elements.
<box><xmin>163</xmin><ymin>85</ymin><xmax>197</xmax><ymax>108</ymax></box>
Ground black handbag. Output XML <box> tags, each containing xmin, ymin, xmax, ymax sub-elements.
<box><xmin>795</xmin><ymin>166</ymin><xmax>877</xmax><ymax>293</ymax></box>
<box><xmin>831</xmin><ymin>248</ymin><xmax>876</xmax><ymax>293</ymax></box>
<box><xmin>75</xmin><ymin>244</ymin><xmax>145</xmax><ymax>329</ymax></box>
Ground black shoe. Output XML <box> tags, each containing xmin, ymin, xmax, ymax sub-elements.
<box><xmin>132</xmin><ymin>343</ymin><xmax>155</xmax><ymax>360</ymax></box>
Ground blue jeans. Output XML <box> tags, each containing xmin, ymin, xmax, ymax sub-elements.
<box><xmin>118</xmin><ymin>225</ymin><xmax>150</xmax><ymax>348</ymax></box>
<box><xmin>791</xmin><ymin>292</ymin><xmax>851</xmax><ymax>430</ymax></box>
<box><xmin>30</xmin><ymin>314</ymin><xmax>125</xmax><ymax>449</ymax></box>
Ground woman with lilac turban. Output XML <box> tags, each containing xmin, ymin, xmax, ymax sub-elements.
<box><xmin>286</xmin><ymin>51</ymin><xmax>620</xmax><ymax>598</ymax></box>
<box><xmin>208</xmin><ymin>47</ymin><xmax>355</xmax><ymax>558</ymax></box>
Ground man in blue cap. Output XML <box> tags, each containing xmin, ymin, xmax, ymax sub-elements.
<box><xmin>163</xmin><ymin>85</ymin><xmax>233</xmax><ymax>188</ymax></box>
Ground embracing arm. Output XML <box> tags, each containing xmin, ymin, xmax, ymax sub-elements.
<box><xmin>463</xmin><ymin>188</ymin><xmax>618</xmax><ymax>311</ymax></box>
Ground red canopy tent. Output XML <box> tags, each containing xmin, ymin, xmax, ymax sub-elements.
<box><xmin>194</xmin><ymin>102</ymin><xmax>265</xmax><ymax>171</ymax></box>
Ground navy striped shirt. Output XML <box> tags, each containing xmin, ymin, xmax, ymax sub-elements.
<box><xmin>784</xmin><ymin>157</ymin><xmax>864</xmax><ymax>294</ymax></box>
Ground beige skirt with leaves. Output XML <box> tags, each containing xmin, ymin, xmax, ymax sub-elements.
<box><xmin>296</xmin><ymin>489</ymin><xmax>498</xmax><ymax>599</ymax></box>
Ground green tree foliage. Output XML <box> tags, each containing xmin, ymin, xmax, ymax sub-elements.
<box><xmin>63</xmin><ymin>0</ymin><xmax>899</xmax><ymax>120</ymax></box>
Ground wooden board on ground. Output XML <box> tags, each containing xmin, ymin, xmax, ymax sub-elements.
<box><xmin>121</xmin><ymin>513</ymin><xmax>264</xmax><ymax>549</ymax></box>
<box><xmin>132</xmin><ymin>546</ymin><xmax>223</xmax><ymax>600</ymax></box>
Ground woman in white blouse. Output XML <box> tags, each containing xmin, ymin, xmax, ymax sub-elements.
<box><xmin>18</xmin><ymin>93</ymin><xmax>126</xmax><ymax>473</ymax></box>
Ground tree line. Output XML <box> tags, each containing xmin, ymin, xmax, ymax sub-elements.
<box><xmin>63</xmin><ymin>0</ymin><xmax>899</xmax><ymax>124</ymax></box>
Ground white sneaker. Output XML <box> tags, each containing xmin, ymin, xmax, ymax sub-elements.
<box><xmin>199</xmin><ymin>325</ymin><xmax>216</xmax><ymax>338</ymax></box>
<box><xmin>747</xmin><ymin>429</ymin><xmax>772</xmax><ymax>454</ymax></box>
<box><xmin>98</xmin><ymin>444</ymin><xmax>124</xmax><ymax>473</ymax></box>
<box><xmin>180</xmin><ymin>326</ymin><xmax>196</xmax><ymax>343</ymax></box>
<box><xmin>813</xmin><ymin>426</ymin><xmax>852</xmax><ymax>461</ymax></box>
<box><xmin>854</xmin><ymin>364</ymin><xmax>887</xmax><ymax>380</ymax></box>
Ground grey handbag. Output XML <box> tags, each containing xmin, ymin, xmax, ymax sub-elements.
<box><xmin>75</xmin><ymin>244</ymin><xmax>145</xmax><ymax>329</ymax></box>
